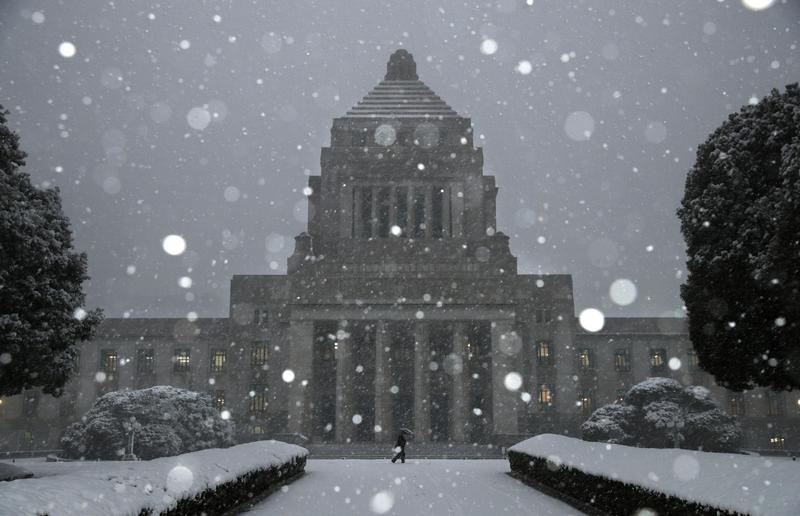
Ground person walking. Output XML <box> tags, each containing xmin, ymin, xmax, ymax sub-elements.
<box><xmin>391</xmin><ymin>429</ymin><xmax>410</xmax><ymax>463</ymax></box>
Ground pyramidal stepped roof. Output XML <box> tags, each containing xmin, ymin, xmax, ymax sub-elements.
<box><xmin>345</xmin><ymin>49</ymin><xmax>460</xmax><ymax>119</ymax></box>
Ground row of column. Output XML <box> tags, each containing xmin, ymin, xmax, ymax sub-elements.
<box><xmin>286</xmin><ymin>319</ymin><xmax>519</xmax><ymax>442</ymax></box>
<box><xmin>352</xmin><ymin>185</ymin><xmax>462</xmax><ymax>239</ymax></box>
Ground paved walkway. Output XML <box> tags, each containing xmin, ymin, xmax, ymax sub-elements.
<box><xmin>244</xmin><ymin>459</ymin><xmax>579</xmax><ymax>515</ymax></box>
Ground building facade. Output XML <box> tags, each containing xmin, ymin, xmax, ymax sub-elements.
<box><xmin>1</xmin><ymin>50</ymin><xmax>797</xmax><ymax>453</ymax></box>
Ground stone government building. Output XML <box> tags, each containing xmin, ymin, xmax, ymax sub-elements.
<box><xmin>1</xmin><ymin>50</ymin><xmax>797</xmax><ymax>453</ymax></box>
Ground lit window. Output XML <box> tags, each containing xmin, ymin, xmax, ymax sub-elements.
<box><xmin>173</xmin><ymin>349</ymin><xmax>191</xmax><ymax>373</ymax></box>
<box><xmin>769</xmin><ymin>435</ymin><xmax>785</xmax><ymax>450</ymax></box>
<box><xmin>538</xmin><ymin>384</ymin><xmax>554</xmax><ymax>411</ymax></box>
<box><xmin>729</xmin><ymin>393</ymin><xmax>745</xmax><ymax>416</ymax></box>
<box><xmin>537</xmin><ymin>341</ymin><xmax>553</xmax><ymax>366</ymax></box>
<box><xmin>100</xmin><ymin>350</ymin><xmax>118</xmax><ymax>374</ymax></box>
<box><xmin>578</xmin><ymin>348</ymin><xmax>594</xmax><ymax>370</ymax></box>
<box><xmin>252</xmin><ymin>425</ymin><xmax>266</xmax><ymax>435</ymax></box>
<box><xmin>578</xmin><ymin>390</ymin><xmax>594</xmax><ymax>416</ymax></box>
<box><xmin>614</xmin><ymin>349</ymin><xmax>630</xmax><ymax>372</ymax></box>
<box><xmin>136</xmin><ymin>348</ymin><xmax>155</xmax><ymax>375</ymax></box>
<box><xmin>252</xmin><ymin>344</ymin><xmax>269</xmax><ymax>367</ymax></box>
<box><xmin>649</xmin><ymin>348</ymin><xmax>667</xmax><ymax>370</ymax></box>
<box><xmin>210</xmin><ymin>349</ymin><xmax>227</xmax><ymax>374</ymax></box>
<box><xmin>688</xmin><ymin>349</ymin><xmax>700</xmax><ymax>369</ymax></box>
<box><xmin>213</xmin><ymin>390</ymin><xmax>225</xmax><ymax>410</ymax></box>
<box><xmin>250</xmin><ymin>384</ymin><xmax>268</xmax><ymax>415</ymax></box>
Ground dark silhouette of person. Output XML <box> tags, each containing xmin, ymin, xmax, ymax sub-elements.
<box><xmin>391</xmin><ymin>431</ymin><xmax>407</xmax><ymax>463</ymax></box>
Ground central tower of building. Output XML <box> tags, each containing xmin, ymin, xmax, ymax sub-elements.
<box><xmin>231</xmin><ymin>49</ymin><xmax>576</xmax><ymax>445</ymax></box>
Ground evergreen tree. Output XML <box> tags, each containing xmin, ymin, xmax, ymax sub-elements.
<box><xmin>678</xmin><ymin>84</ymin><xmax>800</xmax><ymax>391</ymax></box>
<box><xmin>0</xmin><ymin>105</ymin><xmax>102</xmax><ymax>397</ymax></box>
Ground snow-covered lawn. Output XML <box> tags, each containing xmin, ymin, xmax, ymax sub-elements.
<box><xmin>510</xmin><ymin>434</ymin><xmax>800</xmax><ymax>516</ymax></box>
<box><xmin>0</xmin><ymin>440</ymin><xmax>307</xmax><ymax>516</ymax></box>
<box><xmin>243</xmin><ymin>459</ymin><xmax>578</xmax><ymax>515</ymax></box>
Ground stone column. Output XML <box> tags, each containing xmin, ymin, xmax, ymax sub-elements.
<box><xmin>491</xmin><ymin>320</ymin><xmax>519</xmax><ymax>436</ymax></box>
<box><xmin>450</xmin><ymin>321</ymin><xmax>468</xmax><ymax>441</ymax></box>
<box><xmin>371</xmin><ymin>186</ymin><xmax>379</xmax><ymax>238</ymax></box>
<box><xmin>374</xmin><ymin>321</ymin><xmax>393</xmax><ymax>442</ymax></box>
<box><xmin>413</xmin><ymin>321</ymin><xmax>431</xmax><ymax>441</ymax></box>
<box><xmin>335</xmin><ymin>333</ymin><xmax>352</xmax><ymax>443</ymax></box>
<box><xmin>424</xmin><ymin>185</ymin><xmax>433</xmax><ymax>238</ymax></box>
<box><xmin>353</xmin><ymin>187</ymin><xmax>363</xmax><ymax>238</ymax></box>
<box><xmin>442</xmin><ymin>186</ymin><xmax>452</xmax><ymax>238</ymax></box>
<box><xmin>340</xmin><ymin>184</ymin><xmax>354</xmax><ymax>239</ymax></box>
<box><xmin>287</xmin><ymin>320</ymin><xmax>314</xmax><ymax>437</ymax></box>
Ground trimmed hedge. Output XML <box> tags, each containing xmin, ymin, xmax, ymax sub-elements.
<box><xmin>508</xmin><ymin>450</ymin><xmax>743</xmax><ymax>516</ymax></box>
<box><xmin>138</xmin><ymin>455</ymin><xmax>306</xmax><ymax>516</ymax></box>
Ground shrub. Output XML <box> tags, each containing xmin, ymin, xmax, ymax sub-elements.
<box><xmin>61</xmin><ymin>385</ymin><xmax>234</xmax><ymax>459</ymax></box>
<box><xmin>581</xmin><ymin>377</ymin><xmax>742</xmax><ymax>452</ymax></box>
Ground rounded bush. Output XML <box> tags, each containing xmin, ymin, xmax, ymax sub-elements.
<box><xmin>61</xmin><ymin>385</ymin><xmax>234</xmax><ymax>460</ymax></box>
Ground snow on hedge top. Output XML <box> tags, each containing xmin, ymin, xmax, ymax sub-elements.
<box><xmin>0</xmin><ymin>440</ymin><xmax>307</xmax><ymax>516</ymax></box>
<box><xmin>509</xmin><ymin>434</ymin><xmax>800</xmax><ymax>516</ymax></box>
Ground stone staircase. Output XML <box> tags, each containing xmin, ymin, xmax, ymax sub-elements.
<box><xmin>305</xmin><ymin>442</ymin><xmax>506</xmax><ymax>460</ymax></box>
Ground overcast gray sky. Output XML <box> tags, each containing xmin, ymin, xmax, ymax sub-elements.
<box><xmin>1</xmin><ymin>0</ymin><xmax>798</xmax><ymax>319</ymax></box>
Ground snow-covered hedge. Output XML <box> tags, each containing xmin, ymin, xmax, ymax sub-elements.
<box><xmin>508</xmin><ymin>434</ymin><xmax>799</xmax><ymax>516</ymax></box>
<box><xmin>0</xmin><ymin>440</ymin><xmax>307</xmax><ymax>516</ymax></box>
<box><xmin>581</xmin><ymin>377</ymin><xmax>742</xmax><ymax>452</ymax></box>
<box><xmin>61</xmin><ymin>386</ymin><xmax>235</xmax><ymax>460</ymax></box>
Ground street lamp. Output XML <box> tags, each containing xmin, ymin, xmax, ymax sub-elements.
<box><xmin>122</xmin><ymin>416</ymin><xmax>142</xmax><ymax>461</ymax></box>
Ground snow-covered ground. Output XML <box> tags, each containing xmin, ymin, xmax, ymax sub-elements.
<box><xmin>511</xmin><ymin>434</ymin><xmax>800</xmax><ymax>516</ymax></box>
<box><xmin>0</xmin><ymin>440</ymin><xmax>306</xmax><ymax>516</ymax></box>
<box><xmin>244</xmin><ymin>459</ymin><xmax>578</xmax><ymax>515</ymax></box>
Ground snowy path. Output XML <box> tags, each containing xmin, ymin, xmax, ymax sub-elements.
<box><xmin>243</xmin><ymin>459</ymin><xmax>580</xmax><ymax>515</ymax></box>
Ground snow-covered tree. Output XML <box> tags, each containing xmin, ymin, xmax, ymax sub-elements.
<box><xmin>678</xmin><ymin>83</ymin><xmax>800</xmax><ymax>391</ymax></box>
<box><xmin>61</xmin><ymin>386</ymin><xmax>235</xmax><ymax>460</ymax></box>
<box><xmin>0</xmin><ymin>105</ymin><xmax>101</xmax><ymax>397</ymax></box>
<box><xmin>581</xmin><ymin>378</ymin><xmax>742</xmax><ymax>452</ymax></box>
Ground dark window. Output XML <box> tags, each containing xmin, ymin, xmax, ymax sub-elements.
<box><xmin>254</xmin><ymin>309</ymin><xmax>268</xmax><ymax>327</ymax></box>
<box><xmin>413</xmin><ymin>188</ymin><xmax>426</xmax><ymax>238</ymax></box>
<box><xmin>395</xmin><ymin>186</ymin><xmax>408</xmax><ymax>237</ymax></box>
<box><xmin>377</xmin><ymin>187</ymin><xmax>390</xmax><ymax>237</ymax></box>
<box><xmin>578</xmin><ymin>348</ymin><xmax>595</xmax><ymax>370</ymax></box>
<box><xmin>173</xmin><ymin>349</ymin><xmax>191</xmax><ymax>373</ymax></box>
<box><xmin>250</xmin><ymin>384</ymin><xmax>269</xmax><ymax>415</ymax></box>
<box><xmin>649</xmin><ymin>348</ymin><xmax>667</xmax><ymax>371</ymax></box>
<box><xmin>23</xmin><ymin>390</ymin><xmax>39</xmax><ymax>418</ymax></box>
<box><xmin>210</xmin><ymin>349</ymin><xmax>226</xmax><ymax>374</ymax></box>
<box><xmin>252</xmin><ymin>344</ymin><xmax>269</xmax><ymax>367</ymax></box>
<box><xmin>538</xmin><ymin>384</ymin><xmax>554</xmax><ymax>411</ymax></box>
<box><xmin>136</xmin><ymin>348</ymin><xmax>155</xmax><ymax>375</ymax></box>
<box><xmin>213</xmin><ymin>390</ymin><xmax>226</xmax><ymax>410</ymax></box>
<box><xmin>354</xmin><ymin>129</ymin><xmax>368</xmax><ymax>146</ymax></box>
<box><xmin>59</xmin><ymin>391</ymin><xmax>76</xmax><ymax>418</ymax></box>
<box><xmin>578</xmin><ymin>390</ymin><xmax>594</xmax><ymax>416</ymax></box>
<box><xmin>100</xmin><ymin>350</ymin><xmax>118</xmax><ymax>374</ymax></box>
<box><xmin>614</xmin><ymin>349</ymin><xmax>630</xmax><ymax>372</ymax></box>
<box><xmin>360</xmin><ymin>187</ymin><xmax>373</xmax><ymax>239</ymax></box>
<box><xmin>535</xmin><ymin>309</ymin><xmax>553</xmax><ymax>324</ymax></box>
<box><xmin>767</xmin><ymin>392</ymin><xmax>785</xmax><ymax>417</ymax></box>
<box><xmin>537</xmin><ymin>341</ymin><xmax>553</xmax><ymax>366</ymax></box>
<box><xmin>729</xmin><ymin>393</ymin><xmax>745</xmax><ymax>416</ymax></box>
<box><xmin>431</xmin><ymin>186</ymin><xmax>444</xmax><ymax>238</ymax></box>
<box><xmin>615</xmin><ymin>389</ymin><xmax>626</xmax><ymax>404</ymax></box>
